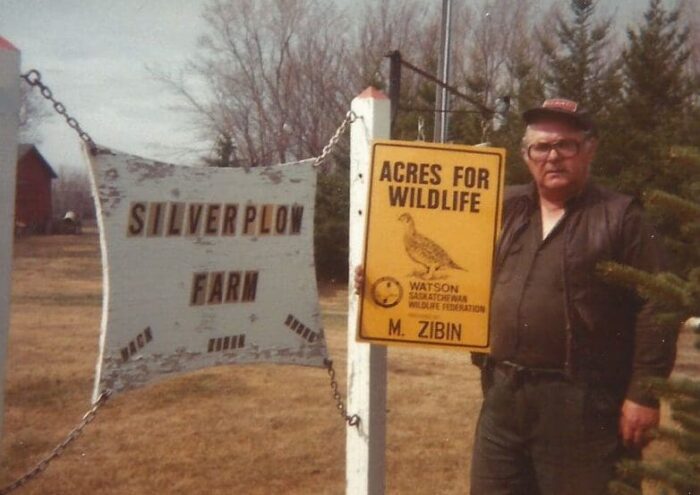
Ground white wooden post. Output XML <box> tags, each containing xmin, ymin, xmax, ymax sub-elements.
<box><xmin>0</xmin><ymin>36</ymin><xmax>21</xmax><ymax>445</ymax></box>
<box><xmin>347</xmin><ymin>87</ymin><xmax>390</xmax><ymax>495</ymax></box>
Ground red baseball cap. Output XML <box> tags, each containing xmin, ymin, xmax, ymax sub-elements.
<box><xmin>523</xmin><ymin>98</ymin><xmax>596</xmax><ymax>135</ymax></box>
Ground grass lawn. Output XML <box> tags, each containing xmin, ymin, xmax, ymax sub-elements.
<box><xmin>1</xmin><ymin>229</ymin><xmax>693</xmax><ymax>494</ymax></box>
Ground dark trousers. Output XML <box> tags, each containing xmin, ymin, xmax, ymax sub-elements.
<box><xmin>470</xmin><ymin>364</ymin><xmax>630</xmax><ymax>495</ymax></box>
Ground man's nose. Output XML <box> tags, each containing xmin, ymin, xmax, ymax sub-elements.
<box><xmin>545</xmin><ymin>145</ymin><xmax>563</xmax><ymax>160</ymax></box>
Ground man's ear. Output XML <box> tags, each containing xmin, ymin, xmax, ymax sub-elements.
<box><xmin>520</xmin><ymin>139</ymin><xmax>529</xmax><ymax>162</ymax></box>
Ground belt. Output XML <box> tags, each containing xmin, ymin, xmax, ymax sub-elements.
<box><xmin>493</xmin><ymin>360</ymin><xmax>567</xmax><ymax>381</ymax></box>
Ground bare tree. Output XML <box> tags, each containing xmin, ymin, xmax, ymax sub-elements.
<box><xmin>679</xmin><ymin>0</ymin><xmax>700</xmax><ymax>80</ymax></box>
<box><xmin>154</xmin><ymin>0</ymin><xmax>457</xmax><ymax>164</ymax></box>
<box><xmin>350</xmin><ymin>0</ymin><xmax>440</xmax><ymax>83</ymax></box>
<box><xmin>19</xmin><ymin>81</ymin><xmax>50</xmax><ymax>144</ymax></box>
<box><xmin>155</xmin><ymin>0</ymin><xmax>357</xmax><ymax>167</ymax></box>
<box><xmin>52</xmin><ymin>166</ymin><xmax>94</xmax><ymax>221</ymax></box>
<box><xmin>457</xmin><ymin>0</ymin><xmax>539</xmax><ymax>112</ymax></box>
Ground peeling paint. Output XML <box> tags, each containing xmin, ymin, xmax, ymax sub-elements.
<box><xmin>260</xmin><ymin>167</ymin><xmax>285</xmax><ymax>184</ymax></box>
<box><xmin>97</xmin><ymin>184</ymin><xmax>123</xmax><ymax>214</ymax></box>
<box><xmin>87</xmin><ymin>147</ymin><xmax>327</xmax><ymax>399</ymax></box>
<box><xmin>94</xmin><ymin>147</ymin><xmax>116</xmax><ymax>156</ymax></box>
<box><xmin>126</xmin><ymin>159</ymin><xmax>176</xmax><ymax>183</ymax></box>
<box><xmin>100</xmin><ymin>342</ymin><xmax>327</xmax><ymax>393</ymax></box>
<box><xmin>104</xmin><ymin>168</ymin><xmax>119</xmax><ymax>182</ymax></box>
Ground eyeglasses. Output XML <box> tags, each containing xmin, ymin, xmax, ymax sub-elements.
<box><xmin>526</xmin><ymin>139</ymin><xmax>585</xmax><ymax>161</ymax></box>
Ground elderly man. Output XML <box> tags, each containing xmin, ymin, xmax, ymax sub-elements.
<box><xmin>469</xmin><ymin>99</ymin><xmax>678</xmax><ymax>494</ymax></box>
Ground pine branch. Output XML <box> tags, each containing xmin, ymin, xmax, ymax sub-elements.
<box><xmin>670</xmin><ymin>410</ymin><xmax>700</xmax><ymax>436</ymax></box>
<box><xmin>657</xmin><ymin>458</ymin><xmax>700</xmax><ymax>492</ymax></box>
<box><xmin>616</xmin><ymin>458</ymin><xmax>700</xmax><ymax>493</ymax></box>
<box><xmin>656</xmin><ymin>425</ymin><xmax>700</xmax><ymax>454</ymax></box>
<box><xmin>615</xmin><ymin>458</ymin><xmax>645</xmax><ymax>486</ymax></box>
<box><xmin>668</xmin><ymin>397</ymin><xmax>700</xmax><ymax>414</ymax></box>
<box><xmin>649</xmin><ymin>377</ymin><xmax>700</xmax><ymax>400</ymax></box>
<box><xmin>645</xmin><ymin>189</ymin><xmax>700</xmax><ymax>225</ymax></box>
<box><xmin>680</xmin><ymin>222</ymin><xmax>700</xmax><ymax>242</ymax></box>
<box><xmin>608</xmin><ymin>480</ymin><xmax>641</xmax><ymax>495</ymax></box>
<box><xmin>657</xmin><ymin>314</ymin><xmax>684</xmax><ymax>327</ymax></box>
<box><xmin>597</xmin><ymin>262</ymin><xmax>691</xmax><ymax>309</ymax></box>
<box><xmin>670</xmin><ymin>150</ymin><xmax>700</xmax><ymax>171</ymax></box>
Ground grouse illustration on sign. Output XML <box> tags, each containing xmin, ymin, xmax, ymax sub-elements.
<box><xmin>86</xmin><ymin>145</ymin><xmax>327</xmax><ymax>401</ymax></box>
<box><xmin>359</xmin><ymin>139</ymin><xmax>505</xmax><ymax>350</ymax></box>
<box><xmin>398</xmin><ymin>212</ymin><xmax>466</xmax><ymax>278</ymax></box>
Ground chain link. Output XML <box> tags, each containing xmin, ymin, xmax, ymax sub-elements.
<box><xmin>22</xmin><ymin>69</ymin><xmax>356</xmax><ymax>164</ymax></box>
<box><xmin>315</xmin><ymin>111</ymin><xmax>360</xmax><ymax>426</ymax></box>
<box><xmin>0</xmin><ymin>391</ymin><xmax>111</xmax><ymax>495</ymax></box>
<box><xmin>20</xmin><ymin>69</ymin><xmax>97</xmax><ymax>152</ymax></box>
<box><xmin>313</xmin><ymin>110</ymin><xmax>357</xmax><ymax>168</ymax></box>
<box><xmin>324</xmin><ymin>359</ymin><xmax>360</xmax><ymax>428</ymax></box>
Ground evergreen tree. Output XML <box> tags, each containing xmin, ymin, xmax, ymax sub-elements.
<box><xmin>540</xmin><ymin>0</ymin><xmax>619</xmax><ymax>114</ymax></box>
<box><xmin>495</xmin><ymin>46</ymin><xmax>545</xmax><ymax>186</ymax></box>
<box><xmin>600</xmin><ymin>6</ymin><xmax>699</xmax><ymax>491</ymax></box>
<box><xmin>538</xmin><ymin>0</ymin><xmax>623</xmax><ymax>183</ymax></box>
<box><xmin>622</xmin><ymin>0</ymin><xmax>691</xmax><ymax>140</ymax></box>
<box><xmin>603</xmin><ymin>148</ymin><xmax>700</xmax><ymax>495</ymax></box>
<box><xmin>315</xmin><ymin>157</ymin><xmax>350</xmax><ymax>282</ymax></box>
<box><xmin>203</xmin><ymin>132</ymin><xmax>239</xmax><ymax>167</ymax></box>
<box><xmin>613</xmin><ymin>0</ymin><xmax>694</xmax><ymax>197</ymax></box>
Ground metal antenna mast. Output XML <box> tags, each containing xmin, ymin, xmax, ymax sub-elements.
<box><xmin>434</xmin><ymin>0</ymin><xmax>453</xmax><ymax>143</ymax></box>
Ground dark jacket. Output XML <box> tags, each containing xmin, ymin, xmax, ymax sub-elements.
<box><xmin>481</xmin><ymin>181</ymin><xmax>678</xmax><ymax>407</ymax></box>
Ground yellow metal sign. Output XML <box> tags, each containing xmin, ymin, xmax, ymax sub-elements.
<box><xmin>359</xmin><ymin>140</ymin><xmax>505</xmax><ymax>350</ymax></box>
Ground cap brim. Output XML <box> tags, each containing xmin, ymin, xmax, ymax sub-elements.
<box><xmin>522</xmin><ymin>107</ymin><xmax>594</xmax><ymax>133</ymax></box>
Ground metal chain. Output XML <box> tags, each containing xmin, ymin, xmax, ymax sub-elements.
<box><xmin>20</xmin><ymin>69</ymin><xmax>97</xmax><ymax>153</ymax></box>
<box><xmin>324</xmin><ymin>359</ymin><xmax>360</xmax><ymax>428</ymax></box>
<box><xmin>315</xmin><ymin>110</ymin><xmax>360</xmax><ymax>427</ymax></box>
<box><xmin>0</xmin><ymin>391</ymin><xmax>111</xmax><ymax>495</ymax></box>
<box><xmin>313</xmin><ymin>110</ymin><xmax>357</xmax><ymax>168</ymax></box>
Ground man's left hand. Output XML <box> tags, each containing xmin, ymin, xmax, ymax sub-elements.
<box><xmin>619</xmin><ymin>399</ymin><xmax>659</xmax><ymax>449</ymax></box>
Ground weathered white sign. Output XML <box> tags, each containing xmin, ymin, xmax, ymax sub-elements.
<box><xmin>87</xmin><ymin>147</ymin><xmax>327</xmax><ymax>401</ymax></box>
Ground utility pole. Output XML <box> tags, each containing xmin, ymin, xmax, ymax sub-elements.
<box><xmin>434</xmin><ymin>0</ymin><xmax>453</xmax><ymax>143</ymax></box>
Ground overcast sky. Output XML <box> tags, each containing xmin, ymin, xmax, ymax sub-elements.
<box><xmin>2</xmin><ymin>0</ymin><xmax>208</xmax><ymax>172</ymax></box>
<box><xmin>2</xmin><ymin>0</ymin><xmax>652</xmax><ymax>174</ymax></box>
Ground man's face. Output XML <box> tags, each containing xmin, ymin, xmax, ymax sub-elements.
<box><xmin>521</xmin><ymin>121</ymin><xmax>597</xmax><ymax>201</ymax></box>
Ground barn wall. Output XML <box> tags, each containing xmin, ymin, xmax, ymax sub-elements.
<box><xmin>15</xmin><ymin>154</ymin><xmax>53</xmax><ymax>232</ymax></box>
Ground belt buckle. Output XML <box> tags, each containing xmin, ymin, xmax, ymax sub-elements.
<box><xmin>498</xmin><ymin>360</ymin><xmax>527</xmax><ymax>384</ymax></box>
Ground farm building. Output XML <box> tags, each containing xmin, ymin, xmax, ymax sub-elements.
<box><xmin>15</xmin><ymin>143</ymin><xmax>57</xmax><ymax>234</ymax></box>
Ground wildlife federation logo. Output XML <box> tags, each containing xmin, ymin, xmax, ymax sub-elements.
<box><xmin>371</xmin><ymin>276</ymin><xmax>403</xmax><ymax>308</ymax></box>
<box><xmin>358</xmin><ymin>139</ymin><xmax>505</xmax><ymax>351</ymax></box>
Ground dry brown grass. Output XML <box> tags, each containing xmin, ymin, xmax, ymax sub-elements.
<box><xmin>1</xmin><ymin>229</ymin><xmax>481</xmax><ymax>494</ymax></box>
<box><xmin>1</xmin><ymin>231</ymin><xmax>694</xmax><ymax>494</ymax></box>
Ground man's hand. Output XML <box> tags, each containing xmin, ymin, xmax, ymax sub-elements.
<box><xmin>619</xmin><ymin>399</ymin><xmax>659</xmax><ymax>449</ymax></box>
<box><xmin>353</xmin><ymin>265</ymin><xmax>364</xmax><ymax>295</ymax></box>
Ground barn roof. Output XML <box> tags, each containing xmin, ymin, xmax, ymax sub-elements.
<box><xmin>18</xmin><ymin>143</ymin><xmax>58</xmax><ymax>179</ymax></box>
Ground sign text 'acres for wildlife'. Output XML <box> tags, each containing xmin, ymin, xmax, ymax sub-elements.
<box><xmin>359</xmin><ymin>140</ymin><xmax>505</xmax><ymax>351</ymax></box>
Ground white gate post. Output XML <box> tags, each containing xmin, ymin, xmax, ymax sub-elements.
<box><xmin>347</xmin><ymin>87</ymin><xmax>390</xmax><ymax>495</ymax></box>
<box><xmin>0</xmin><ymin>36</ymin><xmax>21</xmax><ymax>444</ymax></box>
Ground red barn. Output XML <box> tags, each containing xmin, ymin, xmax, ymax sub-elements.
<box><xmin>15</xmin><ymin>144</ymin><xmax>57</xmax><ymax>234</ymax></box>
